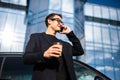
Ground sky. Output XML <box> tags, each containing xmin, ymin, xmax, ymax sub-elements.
<box><xmin>87</xmin><ymin>0</ymin><xmax>120</xmax><ymax>8</ymax></box>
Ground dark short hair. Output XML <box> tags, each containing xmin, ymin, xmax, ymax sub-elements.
<box><xmin>45</xmin><ymin>13</ymin><xmax>62</xmax><ymax>27</ymax></box>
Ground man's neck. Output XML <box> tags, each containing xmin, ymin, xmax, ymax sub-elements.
<box><xmin>45</xmin><ymin>28</ymin><xmax>56</xmax><ymax>36</ymax></box>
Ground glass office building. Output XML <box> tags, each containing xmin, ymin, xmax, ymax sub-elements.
<box><xmin>0</xmin><ymin>0</ymin><xmax>120</xmax><ymax>80</ymax></box>
<box><xmin>0</xmin><ymin>0</ymin><xmax>27</xmax><ymax>52</ymax></box>
<box><xmin>84</xmin><ymin>3</ymin><xmax>120</xmax><ymax>80</ymax></box>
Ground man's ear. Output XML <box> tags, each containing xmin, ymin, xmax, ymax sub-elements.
<box><xmin>47</xmin><ymin>19</ymin><xmax>52</xmax><ymax>25</ymax></box>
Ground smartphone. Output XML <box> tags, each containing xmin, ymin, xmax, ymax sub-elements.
<box><xmin>60</xmin><ymin>27</ymin><xmax>64</xmax><ymax>32</ymax></box>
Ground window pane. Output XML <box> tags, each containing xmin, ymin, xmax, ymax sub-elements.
<box><xmin>1</xmin><ymin>0</ymin><xmax>26</xmax><ymax>6</ymax></box>
<box><xmin>29</xmin><ymin>0</ymin><xmax>40</xmax><ymax>13</ymax></box>
<box><xmin>109</xmin><ymin>8</ymin><xmax>117</xmax><ymax>20</ymax></box>
<box><xmin>10</xmin><ymin>0</ymin><xmax>19</xmax><ymax>4</ymax></box>
<box><xmin>0</xmin><ymin>10</ymin><xmax>7</xmax><ymax>30</ymax></box>
<box><xmin>4</xmin><ymin>13</ymin><xmax>17</xmax><ymax>31</ymax></box>
<box><xmin>93</xmin><ymin>23</ymin><xmax>102</xmax><ymax>43</ymax></box>
<box><xmin>49</xmin><ymin>0</ymin><xmax>61</xmax><ymax>10</ymax></box>
<box><xmin>1</xmin><ymin>0</ymin><xmax>11</xmax><ymax>3</ymax></box>
<box><xmin>110</xmin><ymin>26</ymin><xmax>118</xmax><ymax>45</ymax></box>
<box><xmin>86</xmin><ymin>50</ymin><xmax>95</xmax><ymax>64</ymax></box>
<box><xmin>95</xmin><ymin>51</ymin><xmax>104</xmax><ymax>65</ymax></box>
<box><xmin>19</xmin><ymin>0</ymin><xmax>27</xmax><ymax>6</ymax></box>
<box><xmin>62</xmin><ymin>0</ymin><xmax>73</xmax><ymax>13</ymax></box>
<box><xmin>117</xmin><ymin>9</ymin><xmax>120</xmax><ymax>21</ymax></box>
<box><xmin>118</xmin><ymin>26</ymin><xmax>120</xmax><ymax>43</ymax></box>
<box><xmin>84</xmin><ymin>3</ymin><xmax>93</xmax><ymax>16</ymax></box>
<box><xmin>93</xmin><ymin>5</ymin><xmax>101</xmax><ymax>18</ymax></box>
<box><xmin>101</xmin><ymin>6</ymin><xmax>109</xmax><ymax>19</ymax></box>
<box><xmin>11</xmin><ymin>42</ymin><xmax>24</xmax><ymax>52</ymax></box>
<box><xmin>86</xmin><ymin>43</ymin><xmax>94</xmax><ymax>50</ymax></box>
<box><xmin>85</xmin><ymin>22</ymin><xmax>93</xmax><ymax>42</ymax></box>
<box><xmin>102</xmin><ymin>25</ymin><xmax>110</xmax><ymax>44</ymax></box>
<box><xmin>15</xmin><ymin>14</ymin><xmax>26</xmax><ymax>33</ymax></box>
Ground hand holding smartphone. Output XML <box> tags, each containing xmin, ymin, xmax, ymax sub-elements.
<box><xmin>60</xmin><ymin>27</ymin><xmax>64</xmax><ymax>32</ymax></box>
<box><xmin>59</xmin><ymin>25</ymin><xmax>71</xmax><ymax>34</ymax></box>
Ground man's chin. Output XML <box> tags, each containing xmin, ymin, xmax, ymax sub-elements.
<box><xmin>55</xmin><ymin>30</ymin><xmax>60</xmax><ymax>33</ymax></box>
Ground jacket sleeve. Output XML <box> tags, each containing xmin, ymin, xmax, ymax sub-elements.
<box><xmin>66</xmin><ymin>31</ymin><xmax>84</xmax><ymax>56</ymax></box>
<box><xmin>23</xmin><ymin>34</ymin><xmax>46</xmax><ymax>64</ymax></box>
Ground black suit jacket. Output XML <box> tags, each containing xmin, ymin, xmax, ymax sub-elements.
<box><xmin>23</xmin><ymin>31</ymin><xmax>84</xmax><ymax>80</ymax></box>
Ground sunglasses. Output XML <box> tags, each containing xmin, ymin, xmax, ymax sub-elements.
<box><xmin>50</xmin><ymin>18</ymin><xmax>64</xmax><ymax>24</ymax></box>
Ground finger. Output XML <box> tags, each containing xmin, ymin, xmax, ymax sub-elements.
<box><xmin>50</xmin><ymin>48</ymin><xmax>62</xmax><ymax>55</ymax></box>
<box><xmin>50</xmin><ymin>53</ymin><xmax>61</xmax><ymax>58</ymax></box>
<box><xmin>51</xmin><ymin>46</ymin><xmax>62</xmax><ymax>51</ymax></box>
<box><xmin>50</xmin><ymin>50</ymin><xmax>62</xmax><ymax>55</ymax></box>
<box><xmin>51</xmin><ymin>45</ymin><xmax>59</xmax><ymax>48</ymax></box>
<box><xmin>51</xmin><ymin>48</ymin><xmax>62</xmax><ymax>53</ymax></box>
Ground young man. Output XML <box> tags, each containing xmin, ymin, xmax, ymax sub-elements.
<box><xmin>23</xmin><ymin>13</ymin><xmax>84</xmax><ymax>80</ymax></box>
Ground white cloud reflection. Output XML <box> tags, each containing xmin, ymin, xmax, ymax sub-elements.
<box><xmin>96</xmin><ymin>66</ymin><xmax>119</xmax><ymax>71</ymax></box>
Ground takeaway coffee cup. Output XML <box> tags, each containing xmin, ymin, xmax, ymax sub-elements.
<box><xmin>53</xmin><ymin>42</ymin><xmax>63</xmax><ymax>56</ymax></box>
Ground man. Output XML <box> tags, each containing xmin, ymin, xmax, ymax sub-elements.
<box><xmin>23</xmin><ymin>13</ymin><xmax>84</xmax><ymax>80</ymax></box>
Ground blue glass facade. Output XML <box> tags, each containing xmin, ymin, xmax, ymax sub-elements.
<box><xmin>0</xmin><ymin>7</ymin><xmax>26</xmax><ymax>52</ymax></box>
<box><xmin>1</xmin><ymin>0</ymin><xmax>26</xmax><ymax>6</ymax></box>
<box><xmin>84</xmin><ymin>3</ymin><xmax>120</xmax><ymax>80</ymax></box>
